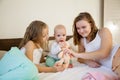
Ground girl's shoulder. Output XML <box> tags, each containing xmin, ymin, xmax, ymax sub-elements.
<box><xmin>99</xmin><ymin>27</ymin><xmax>110</xmax><ymax>33</ymax></box>
<box><xmin>98</xmin><ymin>27</ymin><xmax>111</xmax><ymax>36</ymax></box>
<box><xmin>98</xmin><ymin>28</ymin><xmax>112</xmax><ymax>42</ymax></box>
<box><xmin>24</xmin><ymin>41</ymin><xmax>36</xmax><ymax>50</ymax></box>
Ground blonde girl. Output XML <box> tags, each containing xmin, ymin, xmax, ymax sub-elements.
<box><xmin>19</xmin><ymin>20</ymin><xmax>64</xmax><ymax>73</ymax></box>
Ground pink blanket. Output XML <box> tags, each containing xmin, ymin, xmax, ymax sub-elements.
<box><xmin>82</xmin><ymin>71</ymin><xmax>118</xmax><ymax>80</ymax></box>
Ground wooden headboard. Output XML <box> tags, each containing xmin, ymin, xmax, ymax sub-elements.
<box><xmin>0</xmin><ymin>35</ymin><xmax>73</xmax><ymax>51</ymax></box>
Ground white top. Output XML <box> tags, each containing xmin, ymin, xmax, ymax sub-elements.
<box><xmin>21</xmin><ymin>47</ymin><xmax>43</xmax><ymax>64</ymax></box>
<box><xmin>83</xmin><ymin>32</ymin><xmax>101</xmax><ymax>52</ymax></box>
<box><xmin>48</xmin><ymin>41</ymin><xmax>69</xmax><ymax>59</ymax></box>
<box><xmin>83</xmin><ymin>32</ymin><xmax>120</xmax><ymax>69</ymax></box>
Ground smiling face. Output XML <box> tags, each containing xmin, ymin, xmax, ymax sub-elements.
<box><xmin>76</xmin><ymin>20</ymin><xmax>91</xmax><ymax>38</ymax></box>
<box><xmin>73</xmin><ymin>12</ymin><xmax>98</xmax><ymax>45</ymax></box>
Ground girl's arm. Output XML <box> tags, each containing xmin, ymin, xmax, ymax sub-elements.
<box><xmin>24</xmin><ymin>41</ymin><xmax>64</xmax><ymax>73</ymax></box>
<box><xmin>24</xmin><ymin>41</ymin><xmax>35</xmax><ymax>61</ymax></box>
<box><xmin>36</xmin><ymin>64</ymin><xmax>64</xmax><ymax>73</ymax></box>
<box><xmin>75</xmin><ymin>43</ymin><xmax>101</xmax><ymax>67</ymax></box>
<box><xmin>71</xmin><ymin>28</ymin><xmax>112</xmax><ymax>61</ymax></box>
<box><xmin>36</xmin><ymin>64</ymin><xmax>56</xmax><ymax>72</ymax></box>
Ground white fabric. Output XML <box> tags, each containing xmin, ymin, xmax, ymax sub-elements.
<box><xmin>100</xmin><ymin>45</ymin><xmax>120</xmax><ymax>69</ymax></box>
<box><xmin>83</xmin><ymin>32</ymin><xmax>101</xmax><ymax>52</ymax></box>
<box><xmin>48</xmin><ymin>41</ymin><xmax>69</xmax><ymax>59</ymax></box>
<box><xmin>38</xmin><ymin>33</ymin><xmax>119</xmax><ymax>80</ymax></box>
<box><xmin>38</xmin><ymin>60</ymin><xmax>117</xmax><ymax>80</ymax></box>
<box><xmin>20</xmin><ymin>47</ymin><xmax>43</xmax><ymax>64</ymax></box>
<box><xmin>83</xmin><ymin>32</ymin><xmax>120</xmax><ymax>69</ymax></box>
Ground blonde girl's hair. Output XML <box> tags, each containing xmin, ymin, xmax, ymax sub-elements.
<box><xmin>19</xmin><ymin>20</ymin><xmax>48</xmax><ymax>49</ymax></box>
<box><xmin>73</xmin><ymin>12</ymin><xmax>98</xmax><ymax>45</ymax></box>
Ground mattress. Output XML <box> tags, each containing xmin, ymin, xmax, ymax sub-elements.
<box><xmin>38</xmin><ymin>59</ymin><xmax>117</xmax><ymax>80</ymax></box>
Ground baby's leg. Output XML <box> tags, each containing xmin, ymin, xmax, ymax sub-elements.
<box><xmin>55</xmin><ymin>58</ymin><xmax>64</xmax><ymax>66</ymax></box>
<box><xmin>63</xmin><ymin>54</ymin><xmax>70</xmax><ymax>69</ymax></box>
<box><xmin>45</xmin><ymin>56</ymin><xmax>56</xmax><ymax>67</ymax></box>
<box><xmin>112</xmin><ymin>47</ymin><xmax>120</xmax><ymax>78</ymax></box>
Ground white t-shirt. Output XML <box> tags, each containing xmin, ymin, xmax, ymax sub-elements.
<box><xmin>83</xmin><ymin>32</ymin><xmax>120</xmax><ymax>69</ymax></box>
<box><xmin>48</xmin><ymin>41</ymin><xmax>69</xmax><ymax>59</ymax></box>
<box><xmin>21</xmin><ymin>47</ymin><xmax>43</xmax><ymax>64</ymax></box>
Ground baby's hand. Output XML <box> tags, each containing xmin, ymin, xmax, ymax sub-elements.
<box><xmin>54</xmin><ymin>63</ymin><xmax>65</xmax><ymax>72</ymax></box>
<box><xmin>54</xmin><ymin>61</ymin><xmax>62</xmax><ymax>66</ymax></box>
<box><xmin>63</xmin><ymin>48</ymin><xmax>75</xmax><ymax>57</ymax></box>
<box><xmin>59</xmin><ymin>42</ymin><xmax>67</xmax><ymax>49</ymax></box>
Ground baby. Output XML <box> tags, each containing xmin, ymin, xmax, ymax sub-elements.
<box><xmin>45</xmin><ymin>24</ymin><xmax>73</xmax><ymax>69</ymax></box>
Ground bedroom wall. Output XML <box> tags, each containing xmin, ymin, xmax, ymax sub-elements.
<box><xmin>0</xmin><ymin>0</ymin><xmax>102</xmax><ymax>39</ymax></box>
<box><xmin>104</xmin><ymin>0</ymin><xmax>120</xmax><ymax>44</ymax></box>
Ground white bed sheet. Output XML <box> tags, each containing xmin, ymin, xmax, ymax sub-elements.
<box><xmin>38</xmin><ymin>59</ymin><xmax>117</xmax><ymax>80</ymax></box>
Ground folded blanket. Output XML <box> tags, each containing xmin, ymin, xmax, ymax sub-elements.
<box><xmin>82</xmin><ymin>71</ymin><xmax>118</xmax><ymax>80</ymax></box>
<box><xmin>0</xmin><ymin>47</ymin><xmax>39</xmax><ymax>80</ymax></box>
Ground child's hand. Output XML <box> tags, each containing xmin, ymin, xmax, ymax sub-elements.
<box><xmin>54</xmin><ymin>64</ymin><xmax>65</xmax><ymax>72</ymax></box>
<box><xmin>63</xmin><ymin>48</ymin><xmax>76</xmax><ymax>57</ymax></box>
<box><xmin>54</xmin><ymin>60</ymin><xmax>63</xmax><ymax>66</ymax></box>
<box><xmin>59</xmin><ymin>42</ymin><xmax>67</xmax><ymax>49</ymax></box>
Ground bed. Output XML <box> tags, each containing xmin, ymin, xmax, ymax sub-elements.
<box><xmin>0</xmin><ymin>36</ymin><xmax>118</xmax><ymax>80</ymax></box>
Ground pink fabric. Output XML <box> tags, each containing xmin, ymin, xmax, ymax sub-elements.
<box><xmin>82</xmin><ymin>71</ymin><xmax>118</xmax><ymax>80</ymax></box>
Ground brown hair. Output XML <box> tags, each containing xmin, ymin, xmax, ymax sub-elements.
<box><xmin>19</xmin><ymin>20</ymin><xmax>48</xmax><ymax>49</ymax></box>
<box><xmin>73</xmin><ymin>12</ymin><xmax>98</xmax><ymax>45</ymax></box>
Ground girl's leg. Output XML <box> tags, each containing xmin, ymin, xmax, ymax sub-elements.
<box><xmin>112</xmin><ymin>47</ymin><xmax>120</xmax><ymax>78</ymax></box>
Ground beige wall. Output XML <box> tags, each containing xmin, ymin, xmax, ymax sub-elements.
<box><xmin>0</xmin><ymin>0</ymin><xmax>102</xmax><ymax>39</ymax></box>
<box><xmin>104</xmin><ymin>0</ymin><xmax>120</xmax><ymax>44</ymax></box>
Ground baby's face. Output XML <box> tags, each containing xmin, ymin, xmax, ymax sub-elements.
<box><xmin>54</xmin><ymin>28</ymin><xmax>66</xmax><ymax>43</ymax></box>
